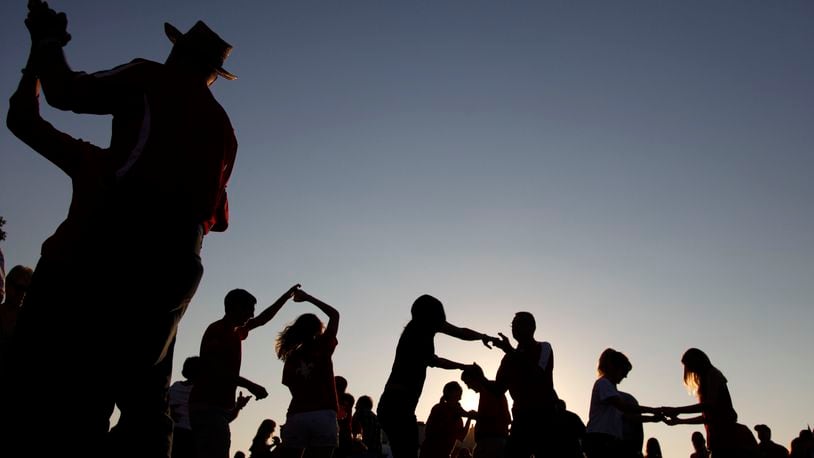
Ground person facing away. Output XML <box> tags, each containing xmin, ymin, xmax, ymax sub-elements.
<box><xmin>584</xmin><ymin>348</ymin><xmax>660</xmax><ymax>458</ymax></box>
<box><xmin>250</xmin><ymin>419</ymin><xmax>282</xmax><ymax>458</ymax></box>
<box><xmin>276</xmin><ymin>289</ymin><xmax>341</xmax><ymax>458</ymax></box>
<box><xmin>170</xmin><ymin>356</ymin><xmax>203</xmax><ymax>458</ymax></box>
<box><xmin>553</xmin><ymin>399</ymin><xmax>587</xmax><ymax>458</ymax></box>
<box><xmin>460</xmin><ymin>363</ymin><xmax>511</xmax><ymax>458</ymax></box>
<box><xmin>493</xmin><ymin>311</ymin><xmax>561</xmax><ymax>458</ymax></box>
<box><xmin>660</xmin><ymin>348</ymin><xmax>759</xmax><ymax>458</ymax></box>
<box><xmin>644</xmin><ymin>437</ymin><xmax>662</xmax><ymax>458</ymax></box>
<box><xmin>191</xmin><ymin>285</ymin><xmax>300</xmax><ymax>458</ymax></box>
<box><xmin>420</xmin><ymin>381</ymin><xmax>475</xmax><ymax>458</ymax></box>
<box><xmin>337</xmin><ymin>392</ymin><xmax>357</xmax><ymax>458</ymax></box>
<box><xmin>353</xmin><ymin>395</ymin><xmax>383</xmax><ymax>457</ymax></box>
<box><xmin>377</xmin><ymin>294</ymin><xmax>499</xmax><ymax>458</ymax></box>
<box><xmin>755</xmin><ymin>424</ymin><xmax>790</xmax><ymax>458</ymax></box>
<box><xmin>4</xmin><ymin>3</ymin><xmax>240</xmax><ymax>458</ymax></box>
<box><xmin>690</xmin><ymin>431</ymin><xmax>709</xmax><ymax>458</ymax></box>
<box><xmin>0</xmin><ymin>265</ymin><xmax>33</xmax><ymax>368</ymax></box>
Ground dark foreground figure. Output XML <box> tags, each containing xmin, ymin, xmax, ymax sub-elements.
<box><xmin>2</xmin><ymin>3</ymin><xmax>238</xmax><ymax>458</ymax></box>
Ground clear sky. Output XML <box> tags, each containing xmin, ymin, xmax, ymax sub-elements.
<box><xmin>1</xmin><ymin>1</ymin><xmax>813</xmax><ymax>456</ymax></box>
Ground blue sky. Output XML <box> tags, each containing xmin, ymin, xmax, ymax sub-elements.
<box><xmin>1</xmin><ymin>1</ymin><xmax>813</xmax><ymax>456</ymax></box>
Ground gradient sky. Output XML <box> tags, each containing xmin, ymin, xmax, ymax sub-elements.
<box><xmin>1</xmin><ymin>1</ymin><xmax>813</xmax><ymax>456</ymax></box>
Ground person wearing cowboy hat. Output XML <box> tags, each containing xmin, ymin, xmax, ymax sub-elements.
<box><xmin>2</xmin><ymin>3</ymin><xmax>240</xmax><ymax>458</ymax></box>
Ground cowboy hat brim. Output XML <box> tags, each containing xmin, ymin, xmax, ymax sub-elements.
<box><xmin>164</xmin><ymin>22</ymin><xmax>237</xmax><ymax>81</ymax></box>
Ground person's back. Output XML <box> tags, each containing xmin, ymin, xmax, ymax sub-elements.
<box><xmin>421</xmin><ymin>397</ymin><xmax>467</xmax><ymax>458</ymax></box>
<box><xmin>354</xmin><ymin>404</ymin><xmax>383</xmax><ymax>456</ymax></box>
<box><xmin>96</xmin><ymin>59</ymin><xmax>236</xmax><ymax>242</ymax></box>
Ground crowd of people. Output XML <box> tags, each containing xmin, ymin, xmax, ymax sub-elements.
<box><xmin>0</xmin><ymin>2</ymin><xmax>811</xmax><ymax>458</ymax></box>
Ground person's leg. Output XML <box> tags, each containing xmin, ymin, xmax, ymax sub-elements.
<box><xmin>191</xmin><ymin>407</ymin><xmax>232</xmax><ymax>458</ymax></box>
<box><xmin>379</xmin><ymin>411</ymin><xmax>418</xmax><ymax>458</ymax></box>
<box><xmin>110</xmin><ymin>246</ymin><xmax>203</xmax><ymax>458</ymax></box>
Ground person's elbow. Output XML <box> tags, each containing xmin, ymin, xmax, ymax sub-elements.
<box><xmin>40</xmin><ymin>87</ymin><xmax>74</xmax><ymax>111</ymax></box>
<box><xmin>6</xmin><ymin>105</ymin><xmax>30</xmax><ymax>141</ymax></box>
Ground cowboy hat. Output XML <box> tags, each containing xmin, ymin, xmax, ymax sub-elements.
<box><xmin>165</xmin><ymin>20</ymin><xmax>236</xmax><ymax>80</ymax></box>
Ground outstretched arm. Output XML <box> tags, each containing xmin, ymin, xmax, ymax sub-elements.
<box><xmin>293</xmin><ymin>289</ymin><xmax>339</xmax><ymax>339</ymax></box>
<box><xmin>663</xmin><ymin>415</ymin><xmax>705</xmax><ymax>426</ymax></box>
<box><xmin>429</xmin><ymin>356</ymin><xmax>473</xmax><ymax>371</ymax></box>
<box><xmin>659</xmin><ymin>403</ymin><xmax>704</xmax><ymax>417</ymax></box>
<box><xmin>439</xmin><ymin>322</ymin><xmax>498</xmax><ymax>349</ymax></box>
<box><xmin>245</xmin><ymin>284</ymin><xmax>300</xmax><ymax>331</ymax></box>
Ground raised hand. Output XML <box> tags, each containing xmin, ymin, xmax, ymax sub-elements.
<box><xmin>286</xmin><ymin>283</ymin><xmax>302</xmax><ymax>299</ymax></box>
<box><xmin>235</xmin><ymin>391</ymin><xmax>253</xmax><ymax>410</ymax></box>
<box><xmin>25</xmin><ymin>1</ymin><xmax>71</xmax><ymax>46</ymax></box>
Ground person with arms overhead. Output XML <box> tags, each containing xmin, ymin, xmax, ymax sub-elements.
<box><xmin>276</xmin><ymin>289</ymin><xmax>341</xmax><ymax>458</ymax></box>
<box><xmin>191</xmin><ymin>285</ymin><xmax>300</xmax><ymax>458</ymax></box>
<box><xmin>4</xmin><ymin>3</ymin><xmax>240</xmax><ymax>458</ymax></box>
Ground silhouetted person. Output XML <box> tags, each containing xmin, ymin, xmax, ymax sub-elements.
<box><xmin>276</xmin><ymin>289</ymin><xmax>341</xmax><ymax>458</ymax></box>
<box><xmin>338</xmin><ymin>392</ymin><xmax>357</xmax><ymax>458</ymax></box>
<box><xmin>250</xmin><ymin>419</ymin><xmax>282</xmax><ymax>458</ymax></box>
<box><xmin>584</xmin><ymin>349</ymin><xmax>659</xmax><ymax>458</ymax></box>
<box><xmin>644</xmin><ymin>438</ymin><xmax>662</xmax><ymax>458</ymax></box>
<box><xmin>170</xmin><ymin>356</ymin><xmax>203</xmax><ymax>458</ymax></box>
<box><xmin>335</xmin><ymin>376</ymin><xmax>354</xmax><ymax>458</ymax></box>
<box><xmin>460</xmin><ymin>364</ymin><xmax>511</xmax><ymax>458</ymax></box>
<box><xmin>378</xmin><ymin>295</ymin><xmax>498</xmax><ymax>458</ymax></box>
<box><xmin>690</xmin><ymin>431</ymin><xmax>709</xmax><ymax>458</ymax></box>
<box><xmin>554</xmin><ymin>399</ymin><xmax>587</xmax><ymax>458</ymax></box>
<box><xmin>353</xmin><ymin>395</ymin><xmax>384</xmax><ymax>457</ymax></box>
<box><xmin>660</xmin><ymin>348</ymin><xmax>759</xmax><ymax>458</ymax></box>
<box><xmin>789</xmin><ymin>428</ymin><xmax>813</xmax><ymax>458</ymax></box>
<box><xmin>755</xmin><ymin>424</ymin><xmax>790</xmax><ymax>458</ymax></box>
<box><xmin>493</xmin><ymin>312</ymin><xmax>561</xmax><ymax>458</ymax></box>
<box><xmin>191</xmin><ymin>285</ymin><xmax>300</xmax><ymax>458</ymax></box>
<box><xmin>5</xmin><ymin>2</ymin><xmax>240</xmax><ymax>457</ymax></box>
<box><xmin>0</xmin><ymin>265</ymin><xmax>33</xmax><ymax>369</ymax></box>
<box><xmin>420</xmin><ymin>381</ymin><xmax>475</xmax><ymax>458</ymax></box>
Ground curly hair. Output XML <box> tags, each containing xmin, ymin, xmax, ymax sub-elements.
<box><xmin>275</xmin><ymin>313</ymin><xmax>324</xmax><ymax>361</ymax></box>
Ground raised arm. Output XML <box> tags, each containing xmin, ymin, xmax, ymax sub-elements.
<box><xmin>26</xmin><ymin>1</ymin><xmax>139</xmax><ymax>114</ymax></box>
<box><xmin>293</xmin><ymin>289</ymin><xmax>339</xmax><ymax>339</ymax></box>
<box><xmin>245</xmin><ymin>284</ymin><xmax>300</xmax><ymax>331</ymax></box>
<box><xmin>7</xmin><ymin>47</ymin><xmax>91</xmax><ymax>176</ymax></box>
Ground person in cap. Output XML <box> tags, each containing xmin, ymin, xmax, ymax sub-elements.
<box><xmin>2</xmin><ymin>3</ymin><xmax>238</xmax><ymax>458</ymax></box>
<box><xmin>754</xmin><ymin>424</ymin><xmax>790</xmax><ymax>458</ymax></box>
